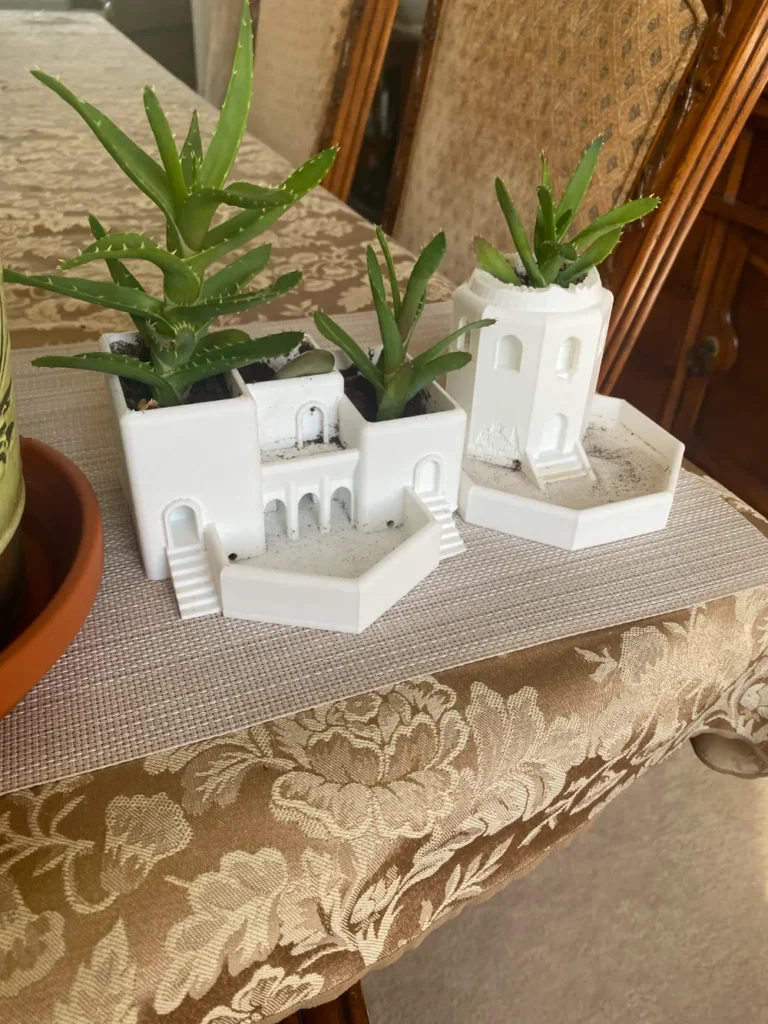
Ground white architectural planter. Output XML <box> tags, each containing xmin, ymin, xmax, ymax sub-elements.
<box><xmin>102</xmin><ymin>332</ymin><xmax>467</xmax><ymax>631</ymax></box>
<box><xmin>449</xmin><ymin>269</ymin><xmax>684</xmax><ymax>549</ymax></box>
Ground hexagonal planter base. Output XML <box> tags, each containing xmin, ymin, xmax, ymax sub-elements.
<box><xmin>458</xmin><ymin>395</ymin><xmax>684</xmax><ymax>550</ymax></box>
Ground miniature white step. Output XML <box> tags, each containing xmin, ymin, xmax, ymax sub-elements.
<box><xmin>531</xmin><ymin>443</ymin><xmax>594</xmax><ymax>485</ymax></box>
<box><xmin>167</xmin><ymin>542</ymin><xmax>222</xmax><ymax>620</ymax></box>
<box><xmin>420</xmin><ymin>492</ymin><xmax>466</xmax><ymax>560</ymax></box>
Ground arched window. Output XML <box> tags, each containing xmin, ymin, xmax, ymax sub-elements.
<box><xmin>495</xmin><ymin>335</ymin><xmax>523</xmax><ymax>371</ymax></box>
<box><xmin>556</xmin><ymin>337</ymin><xmax>580</xmax><ymax>380</ymax></box>
<box><xmin>264</xmin><ymin>498</ymin><xmax>288</xmax><ymax>538</ymax></box>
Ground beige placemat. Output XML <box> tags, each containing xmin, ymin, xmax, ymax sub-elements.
<box><xmin>3</xmin><ymin>307</ymin><xmax>768</xmax><ymax>795</ymax></box>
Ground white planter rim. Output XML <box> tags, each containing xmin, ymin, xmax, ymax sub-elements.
<box><xmin>466</xmin><ymin>266</ymin><xmax>604</xmax><ymax>313</ymax></box>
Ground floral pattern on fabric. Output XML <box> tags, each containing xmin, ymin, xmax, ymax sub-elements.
<box><xmin>2</xmin><ymin>587</ymin><xmax>768</xmax><ymax>1023</ymax></box>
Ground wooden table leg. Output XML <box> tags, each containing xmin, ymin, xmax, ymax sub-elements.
<box><xmin>282</xmin><ymin>982</ymin><xmax>370</xmax><ymax>1024</ymax></box>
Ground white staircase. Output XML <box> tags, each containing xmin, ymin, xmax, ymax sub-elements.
<box><xmin>420</xmin><ymin>493</ymin><xmax>466</xmax><ymax>560</ymax></box>
<box><xmin>167</xmin><ymin>542</ymin><xmax>222</xmax><ymax>620</ymax></box>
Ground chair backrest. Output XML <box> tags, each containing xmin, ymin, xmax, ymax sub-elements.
<box><xmin>386</xmin><ymin>0</ymin><xmax>768</xmax><ymax>391</ymax></box>
<box><xmin>193</xmin><ymin>0</ymin><xmax>399</xmax><ymax>199</ymax></box>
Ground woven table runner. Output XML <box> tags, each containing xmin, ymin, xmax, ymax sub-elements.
<box><xmin>4</xmin><ymin>307</ymin><xmax>768</xmax><ymax>795</ymax></box>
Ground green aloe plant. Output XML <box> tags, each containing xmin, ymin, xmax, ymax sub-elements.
<box><xmin>474</xmin><ymin>136</ymin><xmax>660</xmax><ymax>288</ymax></box>
<box><xmin>314</xmin><ymin>228</ymin><xmax>493</xmax><ymax>422</ymax></box>
<box><xmin>4</xmin><ymin>0</ymin><xmax>336</xmax><ymax>406</ymax></box>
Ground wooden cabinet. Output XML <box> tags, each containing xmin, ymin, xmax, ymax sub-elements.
<box><xmin>616</xmin><ymin>92</ymin><xmax>768</xmax><ymax>516</ymax></box>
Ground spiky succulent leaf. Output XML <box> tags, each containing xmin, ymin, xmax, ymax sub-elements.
<box><xmin>367</xmin><ymin>246</ymin><xmax>404</xmax><ymax>376</ymax></box>
<box><xmin>60</xmin><ymin>233</ymin><xmax>202</xmax><ymax>305</ymax></box>
<box><xmin>3</xmin><ymin>267</ymin><xmax>170</xmax><ymax>325</ymax></box>
<box><xmin>313</xmin><ymin>311</ymin><xmax>382</xmax><ymax>394</ymax></box>
<box><xmin>555</xmin><ymin>135</ymin><xmax>604</xmax><ymax>235</ymax></box>
<box><xmin>30</xmin><ymin>351</ymin><xmax>178</xmax><ymax>405</ymax></box>
<box><xmin>143</xmin><ymin>87</ymin><xmax>187</xmax><ymax>210</ymax></box>
<box><xmin>375</xmin><ymin>368</ymin><xmax>413</xmax><ymax>421</ymax></box>
<box><xmin>197</xmin><ymin>147</ymin><xmax>337</xmax><ymax>263</ymax></box>
<box><xmin>536</xmin><ymin>186</ymin><xmax>557</xmax><ymax>245</ymax></box>
<box><xmin>407</xmin><ymin>351</ymin><xmax>472</xmax><ymax>402</ymax></box>
<box><xmin>177</xmin><ymin>186</ymin><xmax>291</xmax><ymax>251</ymax></box>
<box><xmin>180</xmin><ymin>111</ymin><xmax>202</xmax><ymax>190</ymax></box>
<box><xmin>275</xmin><ymin>349</ymin><xmax>335</xmax><ymax>379</ymax></box>
<box><xmin>556</xmin><ymin>227</ymin><xmax>622</xmax><ymax>285</ymax></box>
<box><xmin>571</xmin><ymin>195</ymin><xmax>660</xmax><ymax>250</ymax></box>
<box><xmin>473</xmin><ymin>236</ymin><xmax>520</xmax><ymax>284</ymax></box>
<box><xmin>166</xmin><ymin>270</ymin><xmax>301</xmax><ymax>327</ymax></box>
<box><xmin>88</xmin><ymin>215</ymin><xmax>149</xmax><ymax>336</ymax></box>
<box><xmin>397</xmin><ymin>231</ymin><xmax>446</xmax><ymax>345</ymax></box>
<box><xmin>194</xmin><ymin>328</ymin><xmax>251</xmax><ymax>353</ymax></box>
<box><xmin>375</xmin><ymin>225</ymin><xmax>401</xmax><ymax>318</ymax></box>
<box><xmin>31</xmin><ymin>71</ymin><xmax>179</xmax><ymax>234</ymax></box>
<box><xmin>200</xmin><ymin>244</ymin><xmax>271</xmax><ymax>300</ymax></box>
<box><xmin>495</xmin><ymin>178</ymin><xmax>545</xmax><ymax>286</ymax></box>
<box><xmin>200</xmin><ymin>0</ymin><xmax>254</xmax><ymax>189</ymax></box>
<box><xmin>411</xmin><ymin>318</ymin><xmax>495</xmax><ymax>368</ymax></box>
<box><xmin>166</xmin><ymin>331</ymin><xmax>304</xmax><ymax>393</ymax></box>
<box><xmin>556</xmin><ymin>208</ymin><xmax>573</xmax><ymax>240</ymax></box>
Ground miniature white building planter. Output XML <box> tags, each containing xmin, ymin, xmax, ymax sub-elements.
<box><xmin>102</xmin><ymin>333</ymin><xmax>466</xmax><ymax>632</ymax></box>
<box><xmin>449</xmin><ymin>268</ymin><xmax>684</xmax><ymax>550</ymax></box>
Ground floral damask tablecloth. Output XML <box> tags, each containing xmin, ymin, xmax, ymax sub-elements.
<box><xmin>2</xmin><ymin>11</ymin><xmax>768</xmax><ymax>1024</ymax></box>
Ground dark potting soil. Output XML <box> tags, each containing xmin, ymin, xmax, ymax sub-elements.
<box><xmin>240</xmin><ymin>362</ymin><xmax>277</xmax><ymax>384</ymax></box>
<box><xmin>111</xmin><ymin>339</ymin><xmax>232</xmax><ymax>410</ymax></box>
<box><xmin>341</xmin><ymin>367</ymin><xmax>429</xmax><ymax>422</ymax></box>
<box><xmin>239</xmin><ymin>339</ymin><xmax>312</xmax><ymax>384</ymax></box>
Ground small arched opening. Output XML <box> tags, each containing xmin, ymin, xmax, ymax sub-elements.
<box><xmin>413</xmin><ymin>455</ymin><xmax>444</xmax><ymax>497</ymax></box>
<box><xmin>495</xmin><ymin>335</ymin><xmax>523</xmax><ymax>371</ymax></box>
<box><xmin>298</xmin><ymin>492</ymin><xmax>321</xmax><ymax>535</ymax></box>
<box><xmin>332</xmin><ymin>486</ymin><xmax>353</xmax><ymax>525</ymax></box>
<box><xmin>556</xmin><ymin>337</ymin><xmax>580</xmax><ymax>380</ymax></box>
<box><xmin>541</xmin><ymin>413</ymin><xmax>568</xmax><ymax>454</ymax></box>
<box><xmin>165</xmin><ymin>502</ymin><xmax>201</xmax><ymax>550</ymax></box>
<box><xmin>264</xmin><ymin>498</ymin><xmax>288</xmax><ymax>538</ymax></box>
<box><xmin>296</xmin><ymin>402</ymin><xmax>327</xmax><ymax>448</ymax></box>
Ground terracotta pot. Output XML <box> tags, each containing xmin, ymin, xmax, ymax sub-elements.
<box><xmin>0</xmin><ymin>438</ymin><xmax>104</xmax><ymax>718</ymax></box>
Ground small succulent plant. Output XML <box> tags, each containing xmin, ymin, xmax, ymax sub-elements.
<box><xmin>314</xmin><ymin>228</ymin><xmax>493</xmax><ymax>421</ymax></box>
<box><xmin>474</xmin><ymin>135</ymin><xmax>660</xmax><ymax>289</ymax></box>
<box><xmin>4</xmin><ymin>0</ymin><xmax>335</xmax><ymax>406</ymax></box>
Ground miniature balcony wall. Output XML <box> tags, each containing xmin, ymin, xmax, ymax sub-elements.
<box><xmin>206</xmin><ymin>488</ymin><xmax>442</xmax><ymax>633</ymax></box>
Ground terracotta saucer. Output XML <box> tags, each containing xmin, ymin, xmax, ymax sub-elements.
<box><xmin>0</xmin><ymin>438</ymin><xmax>104</xmax><ymax>719</ymax></box>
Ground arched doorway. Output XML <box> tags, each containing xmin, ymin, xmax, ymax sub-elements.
<box><xmin>540</xmin><ymin>413</ymin><xmax>567</xmax><ymax>454</ymax></box>
<box><xmin>297</xmin><ymin>403</ymin><xmax>327</xmax><ymax>447</ymax></box>
<box><xmin>165</xmin><ymin>502</ymin><xmax>201</xmax><ymax>550</ymax></box>
<box><xmin>332</xmin><ymin>486</ymin><xmax>353</xmax><ymax>524</ymax></box>
<box><xmin>298</xmin><ymin>492</ymin><xmax>321</xmax><ymax>535</ymax></box>
<box><xmin>413</xmin><ymin>456</ymin><xmax>443</xmax><ymax>496</ymax></box>
<box><xmin>264</xmin><ymin>498</ymin><xmax>288</xmax><ymax>538</ymax></box>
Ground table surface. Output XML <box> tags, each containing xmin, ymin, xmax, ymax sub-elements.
<box><xmin>3</xmin><ymin>12</ymin><xmax>768</xmax><ymax>1024</ymax></box>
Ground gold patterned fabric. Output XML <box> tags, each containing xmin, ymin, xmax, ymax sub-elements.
<box><xmin>0</xmin><ymin>11</ymin><xmax>451</xmax><ymax>351</ymax></box>
<box><xmin>2</xmin><ymin>566</ymin><xmax>768</xmax><ymax>1024</ymax></box>
<box><xmin>394</xmin><ymin>0</ymin><xmax>707</xmax><ymax>283</ymax></box>
<box><xmin>2</xmin><ymin>11</ymin><xmax>768</xmax><ymax>1024</ymax></box>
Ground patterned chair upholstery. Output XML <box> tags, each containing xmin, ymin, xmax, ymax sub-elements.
<box><xmin>248</xmin><ymin>0</ymin><xmax>354</xmax><ymax>168</ymax></box>
<box><xmin>392</xmin><ymin>0</ymin><xmax>708</xmax><ymax>284</ymax></box>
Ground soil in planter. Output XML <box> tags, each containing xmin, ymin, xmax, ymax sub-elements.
<box><xmin>240</xmin><ymin>340</ymin><xmax>314</xmax><ymax>385</ymax></box>
<box><xmin>111</xmin><ymin>340</ymin><xmax>231</xmax><ymax>410</ymax></box>
<box><xmin>342</xmin><ymin>367</ymin><xmax>428</xmax><ymax>422</ymax></box>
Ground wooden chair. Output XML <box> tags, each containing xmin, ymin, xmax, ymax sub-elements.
<box><xmin>193</xmin><ymin>0</ymin><xmax>400</xmax><ymax>200</ymax></box>
<box><xmin>384</xmin><ymin>0</ymin><xmax>768</xmax><ymax>392</ymax></box>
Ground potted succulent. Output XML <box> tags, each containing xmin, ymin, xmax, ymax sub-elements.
<box><xmin>4</xmin><ymin>0</ymin><xmax>336</xmax><ymax>579</ymax></box>
<box><xmin>314</xmin><ymin>227</ymin><xmax>492</xmax><ymax>535</ymax></box>
<box><xmin>448</xmin><ymin>138</ymin><xmax>684</xmax><ymax>550</ymax></box>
